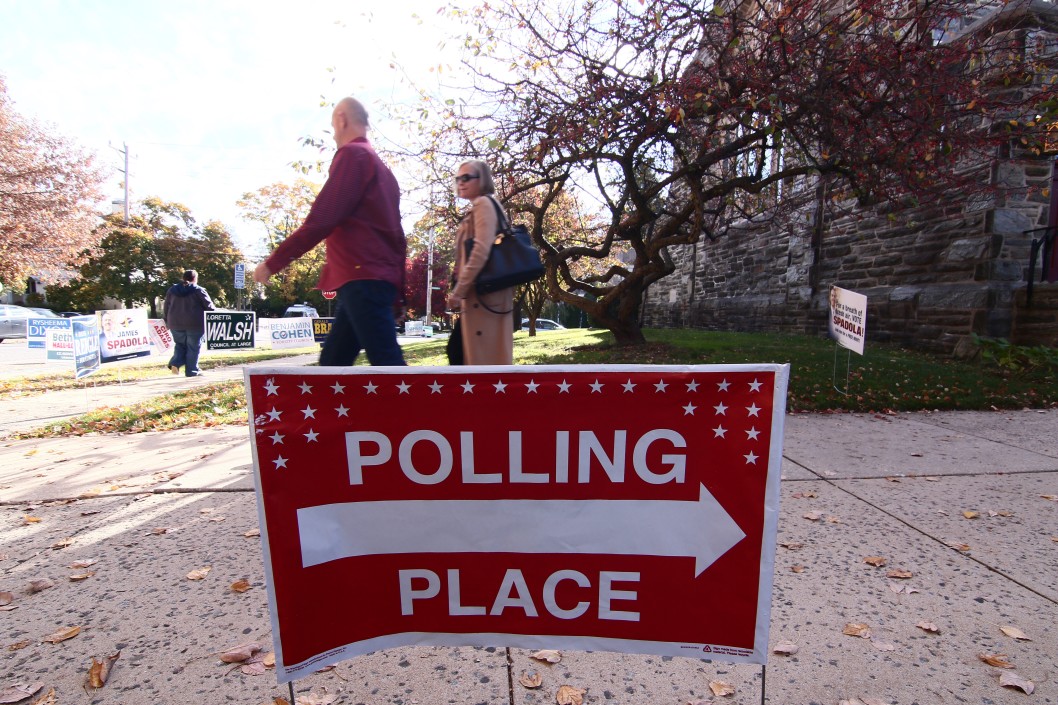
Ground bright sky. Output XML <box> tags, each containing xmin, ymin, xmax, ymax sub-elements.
<box><xmin>0</xmin><ymin>1</ymin><xmax>461</xmax><ymax>260</ymax></box>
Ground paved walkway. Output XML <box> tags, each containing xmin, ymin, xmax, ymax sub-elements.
<box><xmin>0</xmin><ymin>362</ymin><xmax>1055</xmax><ymax>704</ymax></box>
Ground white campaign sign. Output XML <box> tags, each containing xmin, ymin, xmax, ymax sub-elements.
<box><xmin>828</xmin><ymin>286</ymin><xmax>868</xmax><ymax>355</ymax></box>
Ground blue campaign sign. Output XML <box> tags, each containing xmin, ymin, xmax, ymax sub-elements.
<box><xmin>71</xmin><ymin>316</ymin><xmax>101</xmax><ymax>379</ymax></box>
<box><xmin>27</xmin><ymin>317</ymin><xmax>72</xmax><ymax>349</ymax></box>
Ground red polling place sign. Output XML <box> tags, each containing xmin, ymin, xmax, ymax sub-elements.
<box><xmin>245</xmin><ymin>364</ymin><xmax>788</xmax><ymax>682</ymax></box>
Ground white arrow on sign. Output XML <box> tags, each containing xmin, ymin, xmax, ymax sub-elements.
<box><xmin>297</xmin><ymin>483</ymin><xmax>745</xmax><ymax>577</ymax></box>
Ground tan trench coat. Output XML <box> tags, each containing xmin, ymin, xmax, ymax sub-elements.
<box><xmin>451</xmin><ymin>195</ymin><xmax>514</xmax><ymax>365</ymax></box>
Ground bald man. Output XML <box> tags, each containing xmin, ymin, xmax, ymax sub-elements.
<box><xmin>253</xmin><ymin>98</ymin><xmax>407</xmax><ymax>366</ymax></box>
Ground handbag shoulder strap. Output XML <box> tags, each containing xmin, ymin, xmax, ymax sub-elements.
<box><xmin>486</xmin><ymin>195</ymin><xmax>511</xmax><ymax>238</ymax></box>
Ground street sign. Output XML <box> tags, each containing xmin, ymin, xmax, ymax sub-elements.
<box><xmin>235</xmin><ymin>263</ymin><xmax>246</xmax><ymax>290</ymax></box>
<box><xmin>321</xmin><ymin>290</ymin><xmax>337</xmax><ymax>300</ymax></box>
<box><xmin>246</xmin><ymin>365</ymin><xmax>788</xmax><ymax>682</ymax></box>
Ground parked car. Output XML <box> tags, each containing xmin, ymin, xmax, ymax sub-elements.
<box><xmin>521</xmin><ymin>318</ymin><xmax>566</xmax><ymax>331</ymax></box>
<box><xmin>283</xmin><ymin>303</ymin><xmax>319</xmax><ymax>318</ymax></box>
<box><xmin>0</xmin><ymin>304</ymin><xmax>33</xmax><ymax>341</ymax></box>
<box><xmin>27</xmin><ymin>307</ymin><xmax>62</xmax><ymax>318</ymax></box>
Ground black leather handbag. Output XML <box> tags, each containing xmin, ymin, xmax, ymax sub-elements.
<box><xmin>465</xmin><ymin>197</ymin><xmax>545</xmax><ymax>295</ymax></box>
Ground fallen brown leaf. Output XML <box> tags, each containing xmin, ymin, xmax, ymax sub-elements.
<box><xmin>240</xmin><ymin>658</ymin><xmax>268</xmax><ymax>676</ymax></box>
<box><xmin>41</xmin><ymin>625</ymin><xmax>81</xmax><ymax>643</ymax></box>
<box><xmin>825</xmin><ymin>515</ymin><xmax>842</xmax><ymax>524</ymax></box>
<box><xmin>295</xmin><ymin>688</ymin><xmax>337</xmax><ymax>705</ymax></box>
<box><xmin>530</xmin><ymin>649</ymin><xmax>562</xmax><ymax>664</ymax></box>
<box><xmin>28</xmin><ymin>688</ymin><xmax>56</xmax><ymax>705</ymax></box>
<box><xmin>790</xmin><ymin>564</ymin><xmax>805</xmax><ymax>573</ymax></box>
<box><xmin>887</xmin><ymin>569</ymin><xmax>913</xmax><ymax>579</ymax></box>
<box><xmin>0</xmin><ymin>682</ymin><xmax>43</xmax><ymax>704</ymax></box>
<box><xmin>947</xmin><ymin>542</ymin><xmax>971</xmax><ymax>552</ymax></box>
<box><xmin>187</xmin><ymin>566</ymin><xmax>211</xmax><ymax>581</ymax></box>
<box><xmin>69</xmin><ymin>572</ymin><xmax>95</xmax><ymax>581</ymax></box>
<box><xmin>916</xmin><ymin>621</ymin><xmax>940</xmax><ymax>634</ymax></box>
<box><xmin>86</xmin><ymin>651</ymin><xmax>121</xmax><ymax>688</ymax></box>
<box><xmin>884</xmin><ymin>475</ymin><xmax>902</xmax><ymax>482</ymax></box>
<box><xmin>864</xmin><ymin>556</ymin><xmax>887</xmax><ymax>567</ymax></box>
<box><xmin>263</xmin><ymin>652</ymin><xmax>275</xmax><ymax>667</ymax></box>
<box><xmin>556</xmin><ymin>685</ymin><xmax>586</xmax><ymax>705</ymax></box>
<box><xmin>220</xmin><ymin>642</ymin><xmax>260</xmax><ymax>663</ymax></box>
<box><xmin>778</xmin><ymin>541</ymin><xmax>804</xmax><ymax>550</ymax></box>
<box><xmin>23</xmin><ymin>516</ymin><xmax>42</xmax><ymax>524</ymax></box>
<box><xmin>844</xmin><ymin>623</ymin><xmax>871</xmax><ymax>638</ymax></box>
<box><xmin>244</xmin><ymin>529</ymin><xmax>261</xmax><ymax>538</ymax></box>
<box><xmin>27</xmin><ymin>579</ymin><xmax>53</xmax><ymax>593</ymax></box>
<box><xmin>0</xmin><ymin>592</ymin><xmax>12</xmax><ymax>606</ymax></box>
<box><xmin>999</xmin><ymin>626</ymin><xmax>1031</xmax><ymax>641</ymax></box>
<box><xmin>148</xmin><ymin>527</ymin><xmax>169</xmax><ymax>536</ymax></box>
<box><xmin>261</xmin><ymin>699</ymin><xmax>289</xmax><ymax>705</ymax></box>
<box><xmin>978</xmin><ymin>653</ymin><xmax>1015</xmax><ymax>668</ymax></box>
<box><xmin>230</xmin><ymin>579</ymin><xmax>252</xmax><ymax>593</ymax></box>
<box><xmin>792</xmin><ymin>490</ymin><xmax>818</xmax><ymax>499</ymax></box>
<box><xmin>870</xmin><ymin>638</ymin><xmax>897</xmax><ymax>652</ymax></box>
<box><xmin>708</xmin><ymin>680</ymin><xmax>736</xmax><ymax>697</ymax></box>
<box><xmin>999</xmin><ymin>671</ymin><xmax>1035</xmax><ymax>694</ymax></box>
<box><xmin>773</xmin><ymin>641</ymin><xmax>798</xmax><ymax>655</ymax></box>
<box><xmin>206</xmin><ymin>516</ymin><xmax>226</xmax><ymax>523</ymax></box>
<box><xmin>803</xmin><ymin>511</ymin><xmax>823</xmax><ymax>521</ymax></box>
<box><xmin>51</xmin><ymin>538</ymin><xmax>74</xmax><ymax>549</ymax></box>
<box><xmin>69</xmin><ymin>559</ymin><xmax>97</xmax><ymax>569</ymax></box>
<box><xmin>962</xmin><ymin>510</ymin><xmax>979</xmax><ymax>519</ymax></box>
<box><xmin>7</xmin><ymin>640</ymin><xmax>31</xmax><ymax>651</ymax></box>
<box><xmin>990</xmin><ymin>510</ymin><xmax>1013</xmax><ymax>517</ymax></box>
<box><xmin>1040</xmin><ymin>494</ymin><xmax>1057</xmax><ymax>501</ymax></box>
<box><xmin>518</xmin><ymin>671</ymin><xmax>543</xmax><ymax>688</ymax></box>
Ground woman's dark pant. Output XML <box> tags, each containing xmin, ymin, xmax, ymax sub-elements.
<box><xmin>319</xmin><ymin>280</ymin><xmax>406</xmax><ymax>366</ymax></box>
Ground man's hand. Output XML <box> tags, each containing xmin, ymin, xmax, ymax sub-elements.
<box><xmin>252</xmin><ymin>262</ymin><xmax>272</xmax><ymax>284</ymax></box>
<box><xmin>446</xmin><ymin>293</ymin><xmax>464</xmax><ymax>312</ymax></box>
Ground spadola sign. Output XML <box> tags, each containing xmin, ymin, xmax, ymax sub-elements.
<box><xmin>245</xmin><ymin>364</ymin><xmax>789</xmax><ymax>682</ymax></box>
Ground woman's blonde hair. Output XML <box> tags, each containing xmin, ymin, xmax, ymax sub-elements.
<box><xmin>456</xmin><ymin>159</ymin><xmax>496</xmax><ymax>197</ymax></box>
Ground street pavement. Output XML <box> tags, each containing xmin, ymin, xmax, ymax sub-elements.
<box><xmin>0</xmin><ymin>348</ymin><xmax>1055</xmax><ymax>704</ymax></box>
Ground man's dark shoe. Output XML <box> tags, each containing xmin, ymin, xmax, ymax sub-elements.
<box><xmin>187</xmin><ymin>370</ymin><xmax>204</xmax><ymax>377</ymax></box>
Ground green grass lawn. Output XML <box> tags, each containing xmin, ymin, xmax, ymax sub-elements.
<box><xmin>9</xmin><ymin>328</ymin><xmax>1055</xmax><ymax>438</ymax></box>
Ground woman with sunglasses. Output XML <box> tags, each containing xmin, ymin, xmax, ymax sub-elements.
<box><xmin>446</xmin><ymin>160</ymin><xmax>514</xmax><ymax>364</ymax></box>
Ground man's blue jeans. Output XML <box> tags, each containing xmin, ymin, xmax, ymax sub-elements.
<box><xmin>320</xmin><ymin>280</ymin><xmax>406</xmax><ymax>366</ymax></box>
<box><xmin>169</xmin><ymin>329</ymin><xmax>204</xmax><ymax>376</ymax></box>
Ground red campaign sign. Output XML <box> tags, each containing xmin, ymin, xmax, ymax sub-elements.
<box><xmin>245</xmin><ymin>364</ymin><xmax>789</xmax><ymax>682</ymax></box>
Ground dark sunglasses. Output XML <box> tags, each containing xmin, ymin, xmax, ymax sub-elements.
<box><xmin>454</xmin><ymin>174</ymin><xmax>480</xmax><ymax>184</ymax></box>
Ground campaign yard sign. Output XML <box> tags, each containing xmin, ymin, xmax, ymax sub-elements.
<box><xmin>312</xmin><ymin>318</ymin><xmax>334</xmax><ymax>344</ymax></box>
<box><xmin>45</xmin><ymin>328</ymin><xmax>74</xmax><ymax>362</ymax></box>
<box><xmin>205</xmin><ymin>311</ymin><xmax>255</xmax><ymax>350</ymax></box>
<box><xmin>147</xmin><ymin>319</ymin><xmax>174</xmax><ymax>355</ymax></box>
<box><xmin>99</xmin><ymin>309</ymin><xmax>152</xmax><ymax>363</ymax></box>
<box><xmin>266</xmin><ymin>318</ymin><xmax>315</xmax><ymax>349</ymax></box>
<box><xmin>828</xmin><ymin>286</ymin><xmax>868</xmax><ymax>355</ymax></box>
<box><xmin>27</xmin><ymin>317</ymin><xmax>71</xmax><ymax>349</ymax></box>
<box><xmin>71</xmin><ymin>316</ymin><xmax>100</xmax><ymax>379</ymax></box>
<box><xmin>246</xmin><ymin>364</ymin><xmax>788</xmax><ymax>682</ymax></box>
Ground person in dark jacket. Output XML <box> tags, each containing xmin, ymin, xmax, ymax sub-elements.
<box><xmin>252</xmin><ymin>97</ymin><xmax>406</xmax><ymax>366</ymax></box>
<box><xmin>163</xmin><ymin>269</ymin><xmax>215</xmax><ymax>377</ymax></box>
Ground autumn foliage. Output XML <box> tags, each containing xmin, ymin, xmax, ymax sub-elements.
<box><xmin>0</xmin><ymin>76</ymin><xmax>104</xmax><ymax>289</ymax></box>
<box><xmin>408</xmin><ymin>0</ymin><xmax>1058</xmax><ymax>343</ymax></box>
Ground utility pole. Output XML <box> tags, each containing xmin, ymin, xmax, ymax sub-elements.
<box><xmin>424</xmin><ymin>228</ymin><xmax>435</xmax><ymax>326</ymax></box>
<box><xmin>109</xmin><ymin>142</ymin><xmax>130</xmax><ymax>224</ymax></box>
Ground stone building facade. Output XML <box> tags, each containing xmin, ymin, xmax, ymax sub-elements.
<box><xmin>641</xmin><ymin>2</ymin><xmax>1058</xmax><ymax>354</ymax></box>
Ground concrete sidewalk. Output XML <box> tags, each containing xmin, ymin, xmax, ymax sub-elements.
<box><xmin>0</xmin><ymin>369</ymin><xmax>1055</xmax><ymax>703</ymax></box>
